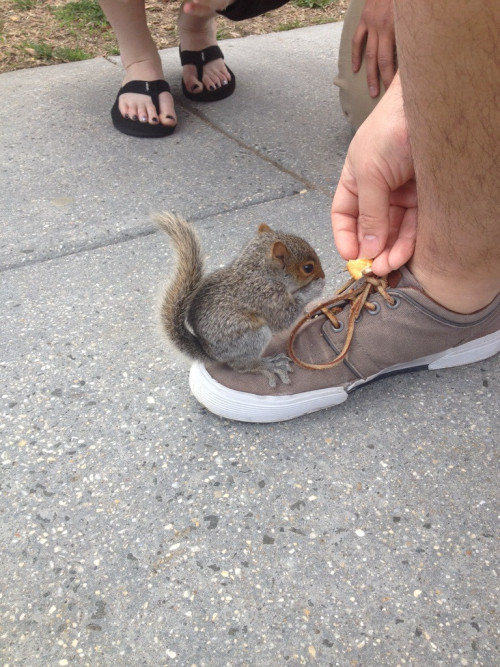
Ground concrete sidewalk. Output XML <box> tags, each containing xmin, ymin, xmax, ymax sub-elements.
<box><xmin>1</xmin><ymin>23</ymin><xmax>498</xmax><ymax>666</ymax></box>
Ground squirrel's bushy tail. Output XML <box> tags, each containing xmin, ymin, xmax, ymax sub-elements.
<box><xmin>155</xmin><ymin>212</ymin><xmax>208</xmax><ymax>361</ymax></box>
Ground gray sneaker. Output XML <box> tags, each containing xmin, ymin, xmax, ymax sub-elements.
<box><xmin>189</xmin><ymin>266</ymin><xmax>500</xmax><ymax>422</ymax></box>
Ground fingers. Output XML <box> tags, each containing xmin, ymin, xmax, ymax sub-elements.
<box><xmin>364</xmin><ymin>30</ymin><xmax>380</xmax><ymax>98</ymax></box>
<box><xmin>333</xmin><ymin>179</ymin><xmax>415</xmax><ymax>274</ymax></box>
<box><xmin>368</xmin><ymin>203</ymin><xmax>417</xmax><ymax>275</ymax></box>
<box><xmin>351</xmin><ymin>4</ymin><xmax>397</xmax><ymax>96</ymax></box>
<box><xmin>351</xmin><ymin>22</ymin><xmax>367</xmax><ymax>74</ymax></box>
<box><xmin>332</xmin><ymin>74</ymin><xmax>414</xmax><ymax>273</ymax></box>
<box><xmin>377</xmin><ymin>33</ymin><xmax>396</xmax><ymax>91</ymax></box>
<box><xmin>332</xmin><ymin>162</ymin><xmax>391</xmax><ymax>262</ymax></box>
<box><xmin>183</xmin><ymin>0</ymin><xmax>228</xmax><ymax>15</ymax></box>
<box><xmin>331</xmin><ymin>173</ymin><xmax>360</xmax><ymax>260</ymax></box>
<box><xmin>388</xmin><ymin>207</ymin><xmax>417</xmax><ymax>270</ymax></box>
<box><xmin>333</xmin><ymin>182</ymin><xmax>417</xmax><ymax>273</ymax></box>
<box><xmin>356</xmin><ymin>184</ymin><xmax>391</xmax><ymax>259</ymax></box>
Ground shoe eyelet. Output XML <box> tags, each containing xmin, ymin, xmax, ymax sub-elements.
<box><xmin>367</xmin><ymin>302</ymin><xmax>381</xmax><ymax>315</ymax></box>
<box><xmin>331</xmin><ymin>321</ymin><xmax>344</xmax><ymax>333</ymax></box>
<box><xmin>386</xmin><ymin>295</ymin><xmax>401</xmax><ymax>309</ymax></box>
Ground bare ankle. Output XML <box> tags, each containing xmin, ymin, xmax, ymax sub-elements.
<box><xmin>122</xmin><ymin>54</ymin><xmax>163</xmax><ymax>81</ymax></box>
<box><xmin>178</xmin><ymin>5</ymin><xmax>217</xmax><ymax>43</ymax></box>
<box><xmin>408</xmin><ymin>259</ymin><xmax>499</xmax><ymax>314</ymax></box>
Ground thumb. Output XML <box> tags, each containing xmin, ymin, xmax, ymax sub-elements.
<box><xmin>356</xmin><ymin>181</ymin><xmax>391</xmax><ymax>259</ymax></box>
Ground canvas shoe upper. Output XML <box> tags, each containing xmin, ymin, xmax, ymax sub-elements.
<box><xmin>189</xmin><ymin>266</ymin><xmax>500</xmax><ymax>422</ymax></box>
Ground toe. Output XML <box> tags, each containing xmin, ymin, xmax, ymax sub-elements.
<box><xmin>118</xmin><ymin>95</ymin><xmax>134</xmax><ymax>120</ymax></box>
<box><xmin>118</xmin><ymin>89</ymin><xmax>176</xmax><ymax>126</ymax></box>
<box><xmin>202</xmin><ymin>71</ymin><xmax>219</xmax><ymax>92</ymax></box>
<box><xmin>136</xmin><ymin>101</ymin><xmax>149</xmax><ymax>123</ymax></box>
<box><xmin>202</xmin><ymin>59</ymin><xmax>231</xmax><ymax>90</ymax></box>
<box><xmin>158</xmin><ymin>91</ymin><xmax>177</xmax><ymax>127</ymax></box>
<box><xmin>144</xmin><ymin>99</ymin><xmax>160</xmax><ymax>124</ymax></box>
<box><xmin>183</xmin><ymin>64</ymin><xmax>203</xmax><ymax>94</ymax></box>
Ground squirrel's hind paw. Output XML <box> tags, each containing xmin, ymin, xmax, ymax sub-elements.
<box><xmin>229</xmin><ymin>353</ymin><xmax>293</xmax><ymax>387</ymax></box>
<box><xmin>261</xmin><ymin>353</ymin><xmax>293</xmax><ymax>387</ymax></box>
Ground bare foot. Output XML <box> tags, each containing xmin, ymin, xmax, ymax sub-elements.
<box><xmin>178</xmin><ymin>5</ymin><xmax>232</xmax><ymax>95</ymax></box>
<box><xmin>118</xmin><ymin>55</ymin><xmax>176</xmax><ymax>129</ymax></box>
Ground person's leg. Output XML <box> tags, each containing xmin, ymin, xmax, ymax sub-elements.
<box><xmin>397</xmin><ymin>0</ymin><xmax>500</xmax><ymax>313</ymax></box>
<box><xmin>99</xmin><ymin>0</ymin><xmax>176</xmax><ymax>128</ymax></box>
<box><xmin>178</xmin><ymin>1</ymin><xmax>232</xmax><ymax>96</ymax></box>
<box><xmin>179</xmin><ymin>0</ymin><xmax>289</xmax><ymax>96</ymax></box>
<box><xmin>334</xmin><ymin>0</ymin><xmax>381</xmax><ymax>130</ymax></box>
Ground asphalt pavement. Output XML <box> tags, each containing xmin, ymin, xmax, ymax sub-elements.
<box><xmin>1</xmin><ymin>23</ymin><xmax>498</xmax><ymax>666</ymax></box>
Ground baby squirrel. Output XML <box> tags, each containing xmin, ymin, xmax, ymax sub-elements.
<box><xmin>156</xmin><ymin>212</ymin><xmax>325</xmax><ymax>386</ymax></box>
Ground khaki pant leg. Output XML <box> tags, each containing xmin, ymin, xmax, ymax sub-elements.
<box><xmin>334</xmin><ymin>0</ymin><xmax>386</xmax><ymax>130</ymax></box>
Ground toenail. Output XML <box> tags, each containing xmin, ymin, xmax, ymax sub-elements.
<box><xmin>124</xmin><ymin>113</ymin><xmax>130</xmax><ymax>119</ymax></box>
<box><xmin>152</xmin><ymin>117</ymin><xmax>158</xmax><ymax>123</ymax></box>
<box><xmin>222</xmin><ymin>80</ymin><xmax>228</xmax><ymax>86</ymax></box>
<box><xmin>132</xmin><ymin>115</ymin><xmax>138</xmax><ymax>121</ymax></box>
<box><xmin>166</xmin><ymin>115</ymin><xmax>175</xmax><ymax>121</ymax></box>
<box><xmin>191</xmin><ymin>84</ymin><xmax>200</xmax><ymax>91</ymax></box>
<box><xmin>140</xmin><ymin>116</ymin><xmax>147</xmax><ymax>122</ymax></box>
<box><xmin>209</xmin><ymin>85</ymin><xmax>215</xmax><ymax>91</ymax></box>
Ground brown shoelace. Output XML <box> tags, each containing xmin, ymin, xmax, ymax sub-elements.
<box><xmin>288</xmin><ymin>273</ymin><xmax>396</xmax><ymax>370</ymax></box>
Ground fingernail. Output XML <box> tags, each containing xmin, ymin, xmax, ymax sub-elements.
<box><xmin>368</xmin><ymin>86</ymin><xmax>378</xmax><ymax>98</ymax></box>
<box><xmin>360</xmin><ymin>235</ymin><xmax>380</xmax><ymax>258</ymax></box>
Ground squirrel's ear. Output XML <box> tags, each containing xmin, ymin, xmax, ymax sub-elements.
<box><xmin>258</xmin><ymin>223</ymin><xmax>273</xmax><ymax>235</ymax></box>
<box><xmin>271</xmin><ymin>240</ymin><xmax>290</xmax><ymax>268</ymax></box>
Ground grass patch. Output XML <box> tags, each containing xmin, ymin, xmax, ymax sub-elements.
<box><xmin>292</xmin><ymin>0</ymin><xmax>337</xmax><ymax>8</ymax></box>
<box><xmin>54</xmin><ymin>46</ymin><xmax>92</xmax><ymax>61</ymax></box>
<box><xmin>23</xmin><ymin>40</ymin><xmax>54</xmax><ymax>61</ymax></box>
<box><xmin>216</xmin><ymin>28</ymin><xmax>231</xmax><ymax>40</ymax></box>
<box><xmin>277</xmin><ymin>20</ymin><xmax>303</xmax><ymax>31</ymax></box>
<box><xmin>23</xmin><ymin>40</ymin><xmax>92</xmax><ymax>63</ymax></box>
<box><xmin>12</xmin><ymin>0</ymin><xmax>39</xmax><ymax>10</ymax></box>
<box><xmin>52</xmin><ymin>0</ymin><xmax>109</xmax><ymax>30</ymax></box>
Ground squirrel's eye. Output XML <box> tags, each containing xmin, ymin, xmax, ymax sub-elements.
<box><xmin>302</xmin><ymin>263</ymin><xmax>314</xmax><ymax>274</ymax></box>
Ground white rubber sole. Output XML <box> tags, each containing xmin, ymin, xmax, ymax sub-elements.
<box><xmin>189</xmin><ymin>330</ymin><xmax>500</xmax><ymax>423</ymax></box>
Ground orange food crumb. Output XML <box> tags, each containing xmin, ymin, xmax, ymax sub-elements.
<box><xmin>346</xmin><ymin>258</ymin><xmax>373</xmax><ymax>280</ymax></box>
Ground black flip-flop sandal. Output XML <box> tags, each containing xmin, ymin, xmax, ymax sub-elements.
<box><xmin>111</xmin><ymin>79</ymin><xmax>176</xmax><ymax>138</ymax></box>
<box><xmin>180</xmin><ymin>46</ymin><xmax>236</xmax><ymax>102</ymax></box>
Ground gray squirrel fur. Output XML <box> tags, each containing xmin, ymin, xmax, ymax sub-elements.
<box><xmin>156</xmin><ymin>212</ymin><xmax>325</xmax><ymax>386</ymax></box>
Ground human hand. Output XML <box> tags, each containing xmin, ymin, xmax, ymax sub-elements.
<box><xmin>182</xmin><ymin>0</ymin><xmax>230</xmax><ymax>16</ymax></box>
<box><xmin>331</xmin><ymin>73</ymin><xmax>417</xmax><ymax>276</ymax></box>
<box><xmin>352</xmin><ymin>0</ymin><xmax>396</xmax><ymax>98</ymax></box>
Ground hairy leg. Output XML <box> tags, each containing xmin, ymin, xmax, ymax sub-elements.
<box><xmin>396</xmin><ymin>0</ymin><xmax>500</xmax><ymax>313</ymax></box>
<box><xmin>99</xmin><ymin>0</ymin><xmax>176</xmax><ymax>127</ymax></box>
